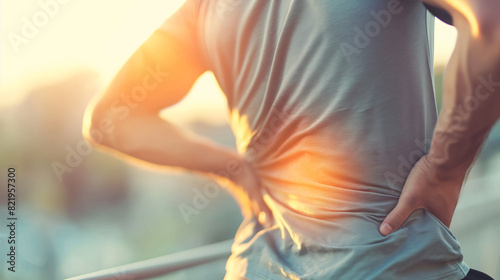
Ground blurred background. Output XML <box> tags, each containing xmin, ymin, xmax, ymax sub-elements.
<box><xmin>1</xmin><ymin>1</ymin><xmax>499</xmax><ymax>279</ymax></box>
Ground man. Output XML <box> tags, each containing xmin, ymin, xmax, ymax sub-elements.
<box><xmin>83</xmin><ymin>0</ymin><xmax>500</xmax><ymax>279</ymax></box>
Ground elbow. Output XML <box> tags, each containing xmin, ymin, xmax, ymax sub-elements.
<box><xmin>462</xmin><ymin>14</ymin><xmax>500</xmax><ymax>73</ymax></box>
<box><xmin>82</xmin><ymin>102</ymin><xmax>119</xmax><ymax>149</ymax></box>
<box><xmin>453</xmin><ymin>2</ymin><xmax>500</xmax><ymax>45</ymax></box>
<box><xmin>471</xmin><ymin>4</ymin><xmax>500</xmax><ymax>46</ymax></box>
<box><xmin>478</xmin><ymin>17</ymin><xmax>500</xmax><ymax>49</ymax></box>
<box><xmin>479</xmin><ymin>21</ymin><xmax>500</xmax><ymax>70</ymax></box>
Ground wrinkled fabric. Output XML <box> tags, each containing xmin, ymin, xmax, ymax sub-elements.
<box><xmin>161</xmin><ymin>0</ymin><xmax>469</xmax><ymax>279</ymax></box>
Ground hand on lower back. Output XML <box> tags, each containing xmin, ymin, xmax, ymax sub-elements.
<box><xmin>379</xmin><ymin>155</ymin><xmax>466</xmax><ymax>236</ymax></box>
<box><xmin>215</xmin><ymin>158</ymin><xmax>273</xmax><ymax>227</ymax></box>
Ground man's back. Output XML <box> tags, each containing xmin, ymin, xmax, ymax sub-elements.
<box><xmin>160</xmin><ymin>0</ymin><xmax>469</xmax><ymax>279</ymax></box>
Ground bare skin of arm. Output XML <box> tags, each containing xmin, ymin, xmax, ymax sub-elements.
<box><xmin>82</xmin><ymin>29</ymin><xmax>272</xmax><ymax>226</ymax></box>
<box><xmin>380</xmin><ymin>0</ymin><xmax>500</xmax><ymax>235</ymax></box>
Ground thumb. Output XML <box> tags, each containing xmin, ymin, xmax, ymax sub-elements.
<box><xmin>379</xmin><ymin>203</ymin><xmax>414</xmax><ymax>236</ymax></box>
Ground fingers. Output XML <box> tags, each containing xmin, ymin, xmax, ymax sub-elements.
<box><xmin>379</xmin><ymin>201</ymin><xmax>414</xmax><ymax>236</ymax></box>
<box><xmin>230</xmin><ymin>158</ymin><xmax>274</xmax><ymax>227</ymax></box>
<box><xmin>231</xmin><ymin>180</ymin><xmax>273</xmax><ymax>227</ymax></box>
<box><xmin>250</xmin><ymin>190</ymin><xmax>273</xmax><ymax>228</ymax></box>
<box><xmin>242</xmin><ymin>162</ymin><xmax>273</xmax><ymax>227</ymax></box>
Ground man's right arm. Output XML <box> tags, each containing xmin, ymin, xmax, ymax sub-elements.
<box><xmin>423</xmin><ymin>0</ymin><xmax>500</xmax><ymax>175</ymax></box>
<box><xmin>379</xmin><ymin>0</ymin><xmax>500</xmax><ymax>236</ymax></box>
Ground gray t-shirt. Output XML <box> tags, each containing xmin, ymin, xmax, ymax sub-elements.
<box><xmin>161</xmin><ymin>0</ymin><xmax>470</xmax><ymax>279</ymax></box>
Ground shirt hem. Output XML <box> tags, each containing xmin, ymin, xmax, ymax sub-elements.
<box><xmin>226</xmin><ymin>267</ymin><xmax>469</xmax><ymax>280</ymax></box>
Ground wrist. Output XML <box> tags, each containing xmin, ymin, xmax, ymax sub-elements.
<box><xmin>427</xmin><ymin>126</ymin><xmax>490</xmax><ymax>177</ymax></box>
<box><xmin>206</xmin><ymin>148</ymin><xmax>247</xmax><ymax>182</ymax></box>
<box><xmin>422</xmin><ymin>154</ymin><xmax>469</xmax><ymax>183</ymax></box>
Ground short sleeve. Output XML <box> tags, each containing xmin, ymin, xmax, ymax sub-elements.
<box><xmin>158</xmin><ymin>0</ymin><xmax>202</xmax><ymax>56</ymax></box>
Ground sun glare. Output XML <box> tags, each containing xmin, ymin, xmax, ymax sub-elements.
<box><xmin>2</xmin><ymin>0</ymin><xmax>230</xmax><ymax>125</ymax></box>
<box><xmin>1</xmin><ymin>0</ymin><xmax>186</xmax><ymax>105</ymax></box>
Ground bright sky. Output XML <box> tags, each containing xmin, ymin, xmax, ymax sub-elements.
<box><xmin>1</xmin><ymin>1</ymin><xmax>457</xmax><ymax>124</ymax></box>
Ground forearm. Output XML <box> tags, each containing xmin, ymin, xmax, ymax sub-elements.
<box><xmin>428</xmin><ymin>16</ymin><xmax>500</xmax><ymax>174</ymax></box>
<box><xmin>89</xmin><ymin>112</ymin><xmax>242</xmax><ymax>178</ymax></box>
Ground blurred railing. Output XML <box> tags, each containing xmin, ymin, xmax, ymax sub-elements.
<box><xmin>65</xmin><ymin>239</ymin><xmax>233</xmax><ymax>280</ymax></box>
